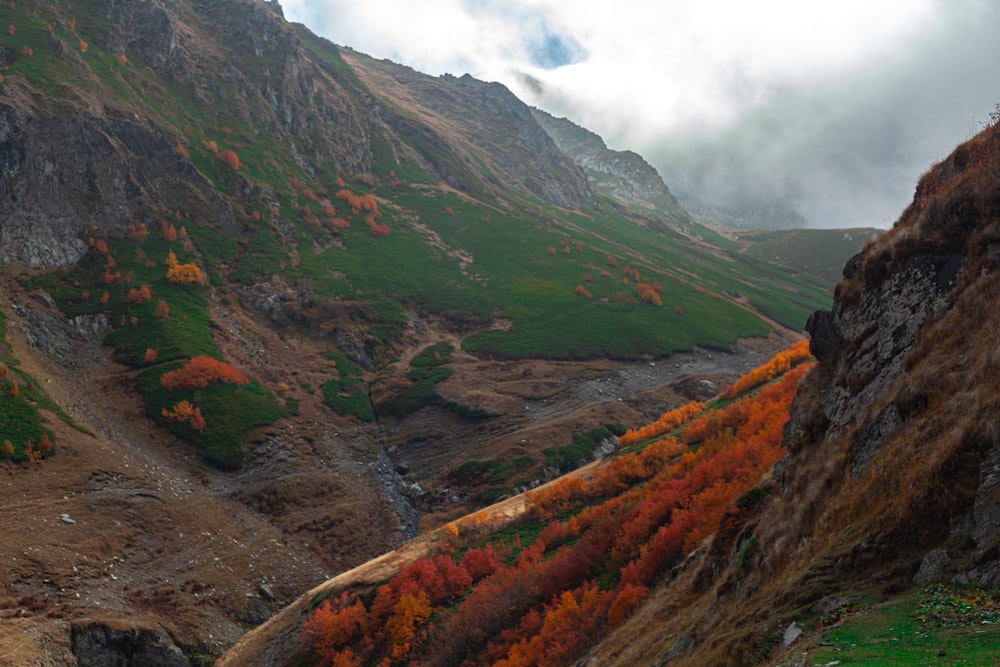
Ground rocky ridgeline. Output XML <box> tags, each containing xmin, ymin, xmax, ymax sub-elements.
<box><xmin>531</xmin><ymin>107</ymin><xmax>690</xmax><ymax>223</ymax></box>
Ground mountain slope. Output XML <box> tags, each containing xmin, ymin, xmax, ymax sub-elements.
<box><xmin>218</xmin><ymin>109</ymin><xmax>1000</xmax><ymax>667</ymax></box>
<box><xmin>530</xmin><ymin>108</ymin><xmax>688</xmax><ymax>222</ymax></box>
<box><xmin>587</xmin><ymin>107</ymin><xmax>1000</xmax><ymax>665</ymax></box>
<box><xmin>0</xmin><ymin>0</ymin><xmax>866</xmax><ymax>662</ymax></box>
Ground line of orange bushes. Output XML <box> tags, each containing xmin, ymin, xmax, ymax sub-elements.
<box><xmin>299</xmin><ymin>349</ymin><xmax>814</xmax><ymax>666</ymax></box>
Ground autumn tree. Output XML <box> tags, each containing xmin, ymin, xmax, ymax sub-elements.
<box><xmin>385</xmin><ymin>591</ymin><xmax>431</xmax><ymax>660</ymax></box>
<box><xmin>144</xmin><ymin>348</ymin><xmax>158</xmax><ymax>364</ymax></box>
<box><xmin>574</xmin><ymin>285</ymin><xmax>592</xmax><ymax>299</ymax></box>
<box><xmin>189</xmin><ymin>407</ymin><xmax>206</xmax><ymax>432</ymax></box>
<box><xmin>126</xmin><ymin>284</ymin><xmax>152</xmax><ymax>304</ymax></box>
<box><xmin>215</xmin><ymin>149</ymin><xmax>240</xmax><ymax>171</ymax></box>
<box><xmin>154</xmin><ymin>298</ymin><xmax>169</xmax><ymax>319</ymax></box>
<box><xmin>162</xmin><ymin>399</ymin><xmax>196</xmax><ymax>422</ymax></box>
<box><xmin>160</xmin><ymin>355</ymin><xmax>250</xmax><ymax>390</ymax></box>
<box><xmin>302</xmin><ymin>593</ymin><xmax>368</xmax><ymax>659</ymax></box>
<box><xmin>161</xmin><ymin>220</ymin><xmax>178</xmax><ymax>242</ymax></box>
<box><xmin>166</xmin><ymin>263</ymin><xmax>205</xmax><ymax>286</ymax></box>
<box><xmin>636</xmin><ymin>283</ymin><xmax>662</xmax><ymax>307</ymax></box>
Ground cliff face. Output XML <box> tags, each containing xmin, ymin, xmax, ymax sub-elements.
<box><xmin>530</xmin><ymin>108</ymin><xmax>690</xmax><ymax>224</ymax></box>
<box><xmin>783</xmin><ymin>117</ymin><xmax>1000</xmax><ymax>583</ymax></box>
<box><xmin>0</xmin><ymin>79</ymin><xmax>241</xmax><ymax>268</ymax></box>
<box><xmin>588</xmin><ymin>116</ymin><xmax>1000</xmax><ymax>666</ymax></box>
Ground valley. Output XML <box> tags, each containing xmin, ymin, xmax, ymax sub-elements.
<box><xmin>3</xmin><ymin>0</ymin><xmax>996</xmax><ymax>665</ymax></box>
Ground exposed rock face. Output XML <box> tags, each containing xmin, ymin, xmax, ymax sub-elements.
<box><xmin>777</xmin><ymin>120</ymin><xmax>1000</xmax><ymax>587</ymax></box>
<box><xmin>531</xmin><ymin>107</ymin><xmax>691</xmax><ymax>223</ymax></box>
<box><xmin>807</xmin><ymin>254</ymin><xmax>960</xmax><ymax>437</ymax></box>
<box><xmin>71</xmin><ymin>621</ymin><xmax>191</xmax><ymax>667</ymax></box>
<box><xmin>341</xmin><ymin>53</ymin><xmax>596</xmax><ymax>210</ymax></box>
<box><xmin>0</xmin><ymin>80</ymin><xmax>240</xmax><ymax>268</ymax></box>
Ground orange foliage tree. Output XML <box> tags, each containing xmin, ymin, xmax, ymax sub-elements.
<box><xmin>721</xmin><ymin>339</ymin><xmax>812</xmax><ymax>399</ymax></box>
<box><xmin>154</xmin><ymin>298</ymin><xmax>170</xmax><ymax>319</ymax></box>
<box><xmin>166</xmin><ymin>263</ymin><xmax>205</xmax><ymax>286</ymax></box>
<box><xmin>189</xmin><ymin>407</ymin><xmax>206</xmax><ymax>432</ymax></box>
<box><xmin>161</xmin><ymin>399</ymin><xmax>196</xmax><ymax>421</ymax></box>
<box><xmin>161</xmin><ymin>220</ymin><xmax>178</xmax><ymax>242</ymax></box>
<box><xmin>636</xmin><ymin>283</ymin><xmax>662</xmax><ymax>307</ymax></box>
<box><xmin>160</xmin><ymin>355</ymin><xmax>249</xmax><ymax>390</ymax></box>
<box><xmin>618</xmin><ymin>401</ymin><xmax>705</xmax><ymax>447</ymax></box>
<box><xmin>126</xmin><ymin>284</ymin><xmax>152</xmax><ymax>304</ymax></box>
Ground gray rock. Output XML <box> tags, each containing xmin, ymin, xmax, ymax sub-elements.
<box><xmin>71</xmin><ymin>620</ymin><xmax>191</xmax><ymax>667</ymax></box>
<box><xmin>852</xmin><ymin>404</ymin><xmax>902</xmax><ymax>478</ymax></box>
<box><xmin>781</xmin><ymin>622</ymin><xmax>803</xmax><ymax>649</ymax></box>
<box><xmin>913</xmin><ymin>548</ymin><xmax>950</xmax><ymax>584</ymax></box>
<box><xmin>655</xmin><ymin>632</ymin><xmax>695</xmax><ymax>664</ymax></box>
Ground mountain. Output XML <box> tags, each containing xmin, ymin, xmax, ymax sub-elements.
<box><xmin>0</xmin><ymin>0</ymin><xmax>870</xmax><ymax>663</ymax></box>
<box><xmin>529</xmin><ymin>108</ymin><xmax>690</xmax><ymax>225</ymax></box>
<box><xmin>588</xmin><ymin>107</ymin><xmax>1000</xmax><ymax>665</ymax></box>
<box><xmin>734</xmin><ymin>227</ymin><xmax>881</xmax><ymax>287</ymax></box>
<box><xmin>217</xmin><ymin>110</ymin><xmax>1000</xmax><ymax>666</ymax></box>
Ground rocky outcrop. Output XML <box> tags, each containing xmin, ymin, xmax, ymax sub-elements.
<box><xmin>531</xmin><ymin>108</ymin><xmax>690</xmax><ymax>223</ymax></box>
<box><xmin>71</xmin><ymin>620</ymin><xmax>190</xmax><ymax>667</ymax></box>
<box><xmin>342</xmin><ymin>52</ymin><xmax>596</xmax><ymax>210</ymax></box>
<box><xmin>0</xmin><ymin>80</ymin><xmax>240</xmax><ymax>268</ymax></box>
<box><xmin>777</xmin><ymin>118</ymin><xmax>1000</xmax><ymax>587</ymax></box>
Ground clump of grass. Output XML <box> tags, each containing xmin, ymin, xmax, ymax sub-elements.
<box><xmin>543</xmin><ymin>425</ymin><xmax>618</xmax><ymax>473</ymax></box>
<box><xmin>377</xmin><ymin>343</ymin><xmax>456</xmax><ymax>417</ymax></box>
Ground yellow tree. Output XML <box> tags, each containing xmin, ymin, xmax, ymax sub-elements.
<box><xmin>385</xmin><ymin>591</ymin><xmax>431</xmax><ymax>660</ymax></box>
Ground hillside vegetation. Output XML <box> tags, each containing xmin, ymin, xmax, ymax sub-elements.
<box><xmin>0</xmin><ymin>0</ymin><xmax>879</xmax><ymax>662</ymax></box>
<box><xmin>220</xmin><ymin>110</ymin><xmax>1000</xmax><ymax>666</ymax></box>
<box><xmin>218</xmin><ymin>343</ymin><xmax>815</xmax><ymax>665</ymax></box>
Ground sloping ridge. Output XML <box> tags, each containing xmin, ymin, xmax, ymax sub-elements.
<box><xmin>216</xmin><ymin>121</ymin><xmax>1000</xmax><ymax>666</ymax></box>
<box><xmin>586</xmin><ymin>115</ymin><xmax>1000</xmax><ymax>664</ymax></box>
<box><xmin>531</xmin><ymin>107</ymin><xmax>692</xmax><ymax>226</ymax></box>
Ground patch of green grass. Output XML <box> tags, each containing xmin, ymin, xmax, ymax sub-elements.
<box><xmin>377</xmin><ymin>343</ymin><xmax>456</xmax><ymax>417</ymax></box>
<box><xmin>410</xmin><ymin>342</ymin><xmax>454</xmax><ymax>367</ymax></box>
<box><xmin>321</xmin><ymin>378</ymin><xmax>374</xmax><ymax>421</ymax></box>
<box><xmin>543</xmin><ymin>425</ymin><xmax>618</xmax><ymax>473</ymax></box>
<box><xmin>808</xmin><ymin>585</ymin><xmax>1000</xmax><ymax>666</ymax></box>
<box><xmin>451</xmin><ymin>456</ymin><xmax>536</xmax><ymax>486</ymax></box>
<box><xmin>739</xmin><ymin>228</ymin><xmax>876</xmax><ymax>287</ymax></box>
<box><xmin>324</xmin><ymin>349</ymin><xmax>365</xmax><ymax>377</ymax></box>
<box><xmin>0</xmin><ymin>380</ymin><xmax>55</xmax><ymax>461</ymax></box>
<box><xmin>139</xmin><ymin>366</ymin><xmax>285</xmax><ymax>469</ymax></box>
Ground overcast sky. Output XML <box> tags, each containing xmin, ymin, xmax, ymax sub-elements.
<box><xmin>281</xmin><ymin>0</ymin><xmax>1000</xmax><ymax>228</ymax></box>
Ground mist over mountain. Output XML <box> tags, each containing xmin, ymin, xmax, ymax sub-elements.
<box><xmin>641</xmin><ymin>2</ymin><xmax>1000</xmax><ymax>229</ymax></box>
